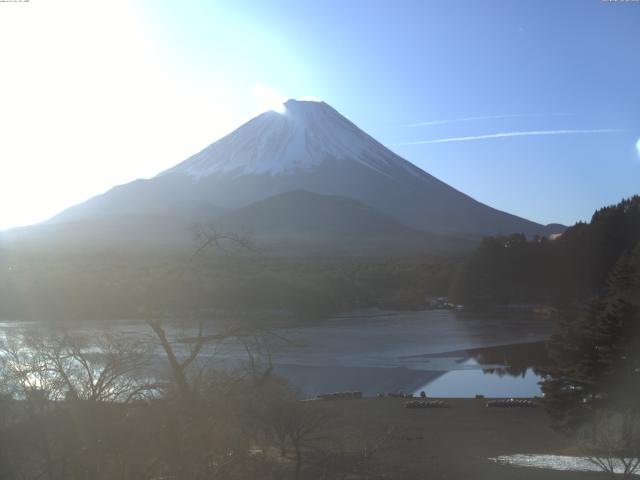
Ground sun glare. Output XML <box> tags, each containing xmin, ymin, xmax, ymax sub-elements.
<box><xmin>252</xmin><ymin>84</ymin><xmax>287</xmax><ymax>114</ymax></box>
<box><xmin>0</xmin><ymin>0</ymin><xmax>241</xmax><ymax>230</ymax></box>
<box><xmin>636</xmin><ymin>138</ymin><xmax>640</xmax><ymax>158</ymax></box>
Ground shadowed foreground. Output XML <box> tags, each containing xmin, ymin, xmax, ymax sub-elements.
<box><xmin>301</xmin><ymin>397</ymin><xmax>609</xmax><ymax>479</ymax></box>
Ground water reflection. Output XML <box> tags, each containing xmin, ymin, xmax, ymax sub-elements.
<box><xmin>412</xmin><ymin>342</ymin><xmax>551</xmax><ymax>398</ymax></box>
<box><xmin>0</xmin><ymin>311</ymin><xmax>554</xmax><ymax>398</ymax></box>
<box><xmin>466</xmin><ymin>342</ymin><xmax>550</xmax><ymax>378</ymax></box>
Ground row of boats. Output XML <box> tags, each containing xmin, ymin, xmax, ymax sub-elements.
<box><xmin>314</xmin><ymin>392</ymin><xmax>538</xmax><ymax>408</ymax></box>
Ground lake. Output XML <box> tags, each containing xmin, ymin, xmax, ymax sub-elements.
<box><xmin>269</xmin><ymin>309</ymin><xmax>552</xmax><ymax>397</ymax></box>
<box><xmin>0</xmin><ymin>309</ymin><xmax>554</xmax><ymax>398</ymax></box>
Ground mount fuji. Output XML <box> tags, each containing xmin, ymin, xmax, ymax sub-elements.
<box><xmin>5</xmin><ymin>99</ymin><xmax>563</xmax><ymax>253</ymax></box>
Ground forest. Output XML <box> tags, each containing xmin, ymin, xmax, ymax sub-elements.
<box><xmin>540</xmin><ymin>235</ymin><xmax>640</xmax><ymax>475</ymax></box>
<box><xmin>451</xmin><ymin>196</ymin><xmax>640</xmax><ymax>474</ymax></box>
<box><xmin>451</xmin><ymin>196</ymin><xmax>640</xmax><ymax>307</ymax></box>
<box><xmin>0</xmin><ymin>251</ymin><xmax>457</xmax><ymax>322</ymax></box>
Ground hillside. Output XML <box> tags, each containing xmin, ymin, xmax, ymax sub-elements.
<box><xmin>451</xmin><ymin>195</ymin><xmax>640</xmax><ymax>305</ymax></box>
<box><xmin>38</xmin><ymin>99</ymin><xmax>563</xmax><ymax>256</ymax></box>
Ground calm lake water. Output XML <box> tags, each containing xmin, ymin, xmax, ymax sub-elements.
<box><xmin>0</xmin><ymin>309</ymin><xmax>553</xmax><ymax>398</ymax></box>
<box><xmin>269</xmin><ymin>309</ymin><xmax>552</xmax><ymax>397</ymax></box>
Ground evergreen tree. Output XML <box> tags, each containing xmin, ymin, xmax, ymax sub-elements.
<box><xmin>541</xmin><ymin>301</ymin><xmax>604</xmax><ymax>438</ymax></box>
<box><xmin>596</xmin><ymin>247</ymin><xmax>640</xmax><ymax>445</ymax></box>
<box><xmin>452</xmin><ymin>196</ymin><xmax>640</xmax><ymax>305</ymax></box>
<box><xmin>541</xmin><ymin>243</ymin><xmax>640</xmax><ymax>444</ymax></box>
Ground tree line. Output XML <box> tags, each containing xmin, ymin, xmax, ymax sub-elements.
<box><xmin>541</xmin><ymin>242</ymin><xmax>640</xmax><ymax>477</ymax></box>
<box><xmin>0</xmin><ymin>252</ymin><xmax>456</xmax><ymax>322</ymax></box>
<box><xmin>449</xmin><ymin>195</ymin><xmax>640</xmax><ymax>475</ymax></box>
<box><xmin>451</xmin><ymin>196</ymin><xmax>640</xmax><ymax>306</ymax></box>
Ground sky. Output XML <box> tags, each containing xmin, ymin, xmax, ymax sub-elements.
<box><xmin>0</xmin><ymin>0</ymin><xmax>638</xmax><ymax>230</ymax></box>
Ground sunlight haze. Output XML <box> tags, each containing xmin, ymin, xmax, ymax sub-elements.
<box><xmin>1</xmin><ymin>0</ymin><xmax>638</xmax><ymax>229</ymax></box>
<box><xmin>0</xmin><ymin>4</ymin><xmax>639</xmax><ymax>478</ymax></box>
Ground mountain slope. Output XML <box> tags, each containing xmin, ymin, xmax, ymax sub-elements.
<box><xmin>42</xmin><ymin>99</ymin><xmax>563</xmax><ymax>253</ymax></box>
<box><xmin>160</xmin><ymin>100</ymin><xmax>419</xmax><ymax>178</ymax></box>
<box><xmin>216</xmin><ymin>190</ymin><xmax>469</xmax><ymax>254</ymax></box>
<box><xmin>155</xmin><ymin>99</ymin><xmax>559</xmax><ymax>237</ymax></box>
<box><xmin>0</xmin><ymin>213</ymin><xmax>199</xmax><ymax>252</ymax></box>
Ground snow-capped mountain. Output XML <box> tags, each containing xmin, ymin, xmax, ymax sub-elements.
<box><xmin>34</xmin><ymin>98</ymin><xmax>563</xmax><ymax>253</ymax></box>
<box><xmin>161</xmin><ymin>99</ymin><xmax>421</xmax><ymax>179</ymax></box>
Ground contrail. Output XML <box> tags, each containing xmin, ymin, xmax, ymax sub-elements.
<box><xmin>401</xmin><ymin>113</ymin><xmax>573</xmax><ymax>128</ymax></box>
<box><xmin>393</xmin><ymin>129</ymin><xmax>626</xmax><ymax>146</ymax></box>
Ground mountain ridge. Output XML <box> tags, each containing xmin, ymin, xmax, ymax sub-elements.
<box><xmin>215</xmin><ymin>189</ymin><xmax>471</xmax><ymax>254</ymax></box>
<box><xmin>19</xmin><ymin>98</ymin><xmax>565</xmax><ymax>253</ymax></box>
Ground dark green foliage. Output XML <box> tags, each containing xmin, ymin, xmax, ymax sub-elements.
<box><xmin>450</xmin><ymin>234</ymin><xmax>552</xmax><ymax>305</ymax></box>
<box><xmin>595</xmin><ymin>248</ymin><xmax>640</xmax><ymax>413</ymax></box>
<box><xmin>0</xmin><ymin>253</ymin><xmax>457</xmax><ymax>322</ymax></box>
<box><xmin>452</xmin><ymin>196</ymin><xmax>640</xmax><ymax>306</ymax></box>
<box><xmin>540</xmin><ymin>243</ymin><xmax>640</xmax><ymax>441</ymax></box>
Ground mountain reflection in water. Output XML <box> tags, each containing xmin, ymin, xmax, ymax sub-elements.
<box><xmin>411</xmin><ymin>342</ymin><xmax>551</xmax><ymax>398</ymax></box>
<box><xmin>0</xmin><ymin>311</ymin><xmax>553</xmax><ymax>398</ymax></box>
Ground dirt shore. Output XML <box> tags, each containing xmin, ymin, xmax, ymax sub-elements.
<box><xmin>306</xmin><ymin>397</ymin><xmax>606</xmax><ymax>480</ymax></box>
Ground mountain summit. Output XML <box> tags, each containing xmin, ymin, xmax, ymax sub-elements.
<box><xmin>30</xmin><ymin>99</ymin><xmax>564</xmax><ymax>253</ymax></box>
<box><xmin>160</xmin><ymin>99</ymin><xmax>420</xmax><ymax>179</ymax></box>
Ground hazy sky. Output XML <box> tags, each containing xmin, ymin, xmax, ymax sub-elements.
<box><xmin>1</xmin><ymin>0</ymin><xmax>638</xmax><ymax>229</ymax></box>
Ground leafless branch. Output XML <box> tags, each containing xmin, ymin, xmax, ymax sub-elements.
<box><xmin>189</xmin><ymin>224</ymin><xmax>257</xmax><ymax>261</ymax></box>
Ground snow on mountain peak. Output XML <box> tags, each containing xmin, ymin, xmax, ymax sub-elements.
<box><xmin>160</xmin><ymin>99</ymin><xmax>415</xmax><ymax>179</ymax></box>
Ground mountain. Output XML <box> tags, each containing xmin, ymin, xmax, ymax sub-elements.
<box><xmin>0</xmin><ymin>214</ymin><xmax>197</xmax><ymax>252</ymax></box>
<box><xmin>216</xmin><ymin>190</ymin><xmax>471</xmax><ymax>254</ymax></box>
<box><xmin>1</xmin><ymin>190</ymin><xmax>471</xmax><ymax>255</ymax></box>
<box><xmin>10</xmin><ymin>99</ymin><xmax>564</xmax><ymax>253</ymax></box>
<box><xmin>219</xmin><ymin>190</ymin><xmax>420</xmax><ymax>237</ymax></box>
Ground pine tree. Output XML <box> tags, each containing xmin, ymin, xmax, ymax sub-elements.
<box><xmin>541</xmin><ymin>243</ymin><xmax>640</xmax><ymax>444</ymax></box>
<box><xmin>541</xmin><ymin>301</ymin><xmax>605</xmax><ymax>439</ymax></box>
<box><xmin>596</xmin><ymin>247</ymin><xmax>640</xmax><ymax>446</ymax></box>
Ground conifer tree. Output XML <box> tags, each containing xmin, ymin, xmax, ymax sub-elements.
<box><xmin>541</xmin><ymin>243</ymin><xmax>640</xmax><ymax>444</ymax></box>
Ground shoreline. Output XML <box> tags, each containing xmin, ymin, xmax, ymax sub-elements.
<box><xmin>304</xmin><ymin>397</ymin><xmax>602</xmax><ymax>479</ymax></box>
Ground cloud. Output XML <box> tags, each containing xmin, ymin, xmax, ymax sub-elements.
<box><xmin>400</xmin><ymin>113</ymin><xmax>573</xmax><ymax>128</ymax></box>
<box><xmin>394</xmin><ymin>129</ymin><xmax>626</xmax><ymax>146</ymax></box>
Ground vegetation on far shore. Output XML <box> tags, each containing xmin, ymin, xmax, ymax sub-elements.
<box><xmin>1</xmin><ymin>196</ymin><xmax>639</xmax><ymax>323</ymax></box>
<box><xmin>0</xmin><ymin>196</ymin><xmax>638</xmax><ymax>479</ymax></box>
<box><xmin>451</xmin><ymin>196</ymin><xmax>640</xmax><ymax>308</ymax></box>
<box><xmin>0</xmin><ymin>252</ymin><xmax>457</xmax><ymax>322</ymax></box>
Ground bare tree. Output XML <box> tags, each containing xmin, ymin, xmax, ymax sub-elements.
<box><xmin>143</xmin><ymin>314</ymin><xmax>292</xmax><ymax>480</ymax></box>
<box><xmin>310</xmin><ymin>424</ymin><xmax>395</xmax><ymax>480</ymax></box>
<box><xmin>582</xmin><ymin>411</ymin><xmax>640</xmax><ymax>479</ymax></box>
<box><xmin>0</xmin><ymin>330</ymin><xmax>163</xmax><ymax>480</ymax></box>
<box><xmin>189</xmin><ymin>223</ymin><xmax>256</xmax><ymax>262</ymax></box>
<box><xmin>249</xmin><ymin>379</ymin><xmax>328</xmax><ymax>478</ymax></box>
<box><xmin>51</xmin><ymin>333</ymin><xmax>156</xmax><ymax>403</ymax></box>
